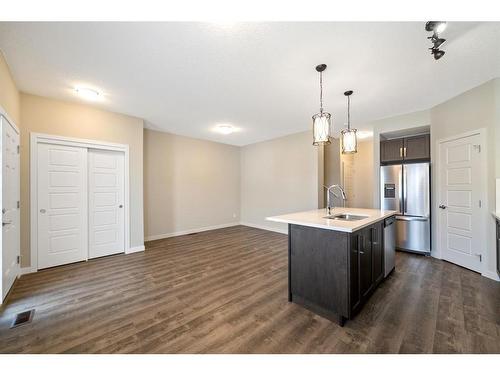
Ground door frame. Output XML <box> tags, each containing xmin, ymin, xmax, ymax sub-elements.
<box><xmin>435</xmin><ymin>128</ymin><xmax>488</xmax><ymax>276</ymax></box>
<box><xmin>1</xmin><ymin>106</ymin><xmax>21</xmax><ymax>303</ymax></box>
<box><xmin>30</xmin><ymin>133</ymin><xmax>130</xmax><ymax>272</ymax></box>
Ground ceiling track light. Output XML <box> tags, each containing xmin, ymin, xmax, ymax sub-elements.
<box><xmin>425</xmin><ymin>21</ymin><xmax>447</xmax><ymax>61</ymax></box>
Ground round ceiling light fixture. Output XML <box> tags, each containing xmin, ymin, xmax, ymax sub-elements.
<box><xmin>75</xmin><ymin>87</ymin><xmax>101</xmax><ymax>101</ymax></box>
<box><xmin>214</xmin><ymin>124</ymin><xmax>236</xmax><ymax>135</ymax></box>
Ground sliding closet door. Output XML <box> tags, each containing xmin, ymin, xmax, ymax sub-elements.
<box><xmin>88</xmin><ymin>149</ymin><xmax>125</xmax><ymax>259</ymax></box>
<box><xmin>37</xmin><ymin>143</ymin><xmax>88</xmax><ymax>269</ymax></box>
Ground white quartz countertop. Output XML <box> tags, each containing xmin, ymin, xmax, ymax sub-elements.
<box><xmin>492</xmin><ymin>212</ymin><xmax>500</xmax><ymax>221</ymax></box>
<box><xmin>267</xmin><ymin>207</ymin><xmax>397</xmax><ymax>233</ymax></box>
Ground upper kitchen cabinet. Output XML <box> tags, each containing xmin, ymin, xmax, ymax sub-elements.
<box><xmin>403</xmin><ymin>134</ymin><xmax>430</xmax><ymax>161</ymax></box>
<box><xmin>380</xmin><ymin>134</ymin><xmax>430</xmax><ymax>164</ymax></box>
<box><xmin>380</xmin><ymin>138</ymin><xmax>404</xmax><ymax>163</ymax></box>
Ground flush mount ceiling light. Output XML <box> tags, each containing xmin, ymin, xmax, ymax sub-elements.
<box><xmin>341</xmin><ymin>90</ymin><xmax>357</xmax><ymax>154</ymax></box>
<box><xmin>75</xmin><ymin>87</ymin><xmax>101</xmax><ymax>101</ymax></box>
<box><xmin>214</xmin><ymin>124</ymin><xmax>235</xmax><ymax>135</ymax></box>
<box><xmin>425</xmin><ymin>21</ymin><xmax>447</xmax><ymax>60</ymax></box>
<box><xmin>312</xmin><ymin>64</ymin><xmax>332</xmax><ymax>146</ymax></box>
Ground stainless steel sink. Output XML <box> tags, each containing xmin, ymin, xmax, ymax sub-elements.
<box><xmin>323</xmin><ymin>213</ymin><xmax>369</xmax><ymax>221</ymax></box>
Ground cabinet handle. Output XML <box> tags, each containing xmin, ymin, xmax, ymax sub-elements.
<box><xmin>399</xmin><ymin>147</ymin><xmax>403</xmax><ymax>157</ymax></box>
<box><xmin>371</xmin><ymin>227</ymin><xmax>377</xmax><ymax>244</ymax></box>
<box><xmin>357</xmin><ymin>235</ymin><xmax>365</xmax><ymax>254</ymax></box>
<box><xmin>404</xmin><ymin>147</ymin><xmax>407</xmax><ymax>157</ymax></box>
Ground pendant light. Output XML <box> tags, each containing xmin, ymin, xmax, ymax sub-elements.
<box><xmin>341</xmin><ymin>90</ymin><xmax>357</xmax><ymax>154</ymax></box>
<box><xmin>312</xmin><ymin>64</ymin><xmax>332</xmax><ymax>146</ymax></box>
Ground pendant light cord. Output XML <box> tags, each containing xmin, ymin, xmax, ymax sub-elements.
<box><xmin>319</xmin><ymin>71</ymin><xmax>323</xmax><ymax>113</ymax></box>
<box><xmin>347</xmin><ymin>94</ymin><xmax>350</xmax><ymax>130</ymax></box>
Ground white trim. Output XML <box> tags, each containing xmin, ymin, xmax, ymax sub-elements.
<box><xmin>145</xmin><ymin>222</ymin><xmax>240</xmax><ymax>241</ymax></box>
<box><xmin>30</xmin><ymin>133</ymin><xmax>130</xmax><ymax>271</ymax></box>
<box><xmin>0</xmin><ymin>104</ymin><xmax>20</xmax><ymax>134</ymax></box>
<box><xmin>435</xmin><ymin>128</ymin><xmax>488</xmax><ymax>275</ymax></box>
<box><xmin>1</xmin><ymin>111</ymin><xmax>21</xmax><ymax>302</ymax></box>
<box><xmin>126</xmin><ymin>245</ymin><xmax>145</xmax><ymax>254</ymax></box>
<box><xmin>239</xmin><ymin>221</ymin><xmax>288</xmax><ymax>235</ymax></box>
<box><xmin>19</xmin><ymin>267</ymin><xmax>36</xmax><ymax>276</ymax></box>
<box><xmin>482</xmin><ymin>270</ymin><xmax>500</xmax><ymax>282</ymax></box>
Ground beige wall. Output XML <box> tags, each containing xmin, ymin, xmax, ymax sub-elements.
<box><xmin>20</xmin><ymin>94</ymin><xmax>144</xmax><ymax>267</ymax></box>
<box><xmin>430</xmin><ymin>79</ymin><xmax>498</xmax><ymax>278</ymax></box>
<box><xmin>323</xmin><ymin>139</ymin><xmax>341</xmax><ymax>206</ymax></box>
<box><xmin>240</xmin><ymin>131</ymin><xmax>320</xmax><ymax>233</ymax></box>
<box><xmin>495</xmin><ymin>79</ymin><xmax>500</xmax><ymax>179</ymax></box>
<box><xmin>143</xmin><ymin>129</ymin><xmax>240</xmax><ymax>240</ymax></box>
<box><xmin>340</xmin><ymin>140</ymin><xmax>374</xmax><ymax>208</ymax></box>
<box><xmin>0</xmin><ymin>51</ymin><xmax>20</xmax><ymax>124</ymax></box>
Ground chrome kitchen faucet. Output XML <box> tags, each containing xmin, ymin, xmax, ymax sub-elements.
<box><xmin>324</xmin><ymin>184</ymin><xmax>347</xmax><ymax>215</ymax></box>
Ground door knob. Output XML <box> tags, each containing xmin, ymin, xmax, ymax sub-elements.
<box><xmin>40</xmin><ymin>209</ymin><xmax>46</xmax><ymax>213</ymax></box>
<box><xmin>2</xmin><ymin>220</ymin><xmax>12</xmax><ymax>226</ymax></box>
<box><xmin>119</xmin><ymin>205</ymin><xmax>123</xmax><ymax>208</ymax></box>
<box><xmin>439</xmin><ymin>205</ymin><xmax>447</xmax><ymax>209</ymax></box>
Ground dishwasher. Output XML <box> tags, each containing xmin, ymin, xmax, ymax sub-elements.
<box><xmin>384</xmin><ymin>216</ymin><xmax>396</xmax><ymax>277</ymax></box>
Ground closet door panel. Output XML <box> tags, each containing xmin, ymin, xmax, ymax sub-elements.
<box><xmin>88</xmin><ymin>149</ymin><xmax>125</xmax><ymax>259</ymax></box>
<box><xmin>37</xmin><ymin>144</ymin><xmax>87</xmax><ymax>269</ymax></box>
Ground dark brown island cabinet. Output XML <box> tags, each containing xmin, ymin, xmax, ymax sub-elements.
<box><xmin>288</xmin><ymin>219</ymin><xmax>388</xmax><ymax>326</ymax></box>
<box><xmin>380</xmin><ymin>134</ymin><xmax>430</xmax><ymax>164</ymax></box>
<box><xmin>496</xmin><ymin>217</ymin><xmax>500</xmax><ymax>276</ymax></box>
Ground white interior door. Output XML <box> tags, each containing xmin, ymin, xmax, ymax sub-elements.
<box><xmin>2</xmin><ymin>117</ymin><xmax>20</xmax><ymax>301</ymax></box>
<box><xmin>37</xmin><ymin>143</ymin><xmax>87</xmax><ymax>269</ymax></box>
<box><xmin>88</xmin><ymin>149</ymin><xmax>125</xmax><ymax>259</ymax></box>
<box><xmin>439</xmin><ymin>133</ymin><xmax>483</xmax><ymax>272</ymax></box>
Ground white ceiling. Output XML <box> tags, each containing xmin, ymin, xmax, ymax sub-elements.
<box><xmin>0</xmin><ymin>22</ymin><xmax>499</xmax><ymax>146</ymax></box>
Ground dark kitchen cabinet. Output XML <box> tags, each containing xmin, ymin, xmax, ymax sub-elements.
<box><xmin>380</xmin><ymin>138</ymin><xmax>404</xmax><ymax>163</ymax></box>
<box><xmin>349</xmin><ymin>234</ymin><xmax>361</xmax><ymax>312</ymax></box>
<box><xmin>351</xmin><ymin>222</ymin><xmax>384</xmax><ymax>312</ymax></box>
<box><xmin>358</xmin><ymin>228</ymin><xmax>373</xmax><ymax>299</ymax></box>
<box><xmin>380</xmin><ymin>134</ymin><xmax>430</xmax><ymax>164</ymax></box>
<box><xmin>371</xmin><ymin>223</ymin><xmax>384</xmax><ymax>285</ymax></box>
<box><xmin>289</xmin><ymin>219</ymin><xmax>389</xmax><ymax>325</ymax></box>
<box><xmin>404</xmin><ymin>134</ymin><xmax>430</xmax><ymax>161</ymax></box>
<box><xmin>496</xmin><ymin>219</ymin><xmax>500</xmax><ymax>276</ymax></box>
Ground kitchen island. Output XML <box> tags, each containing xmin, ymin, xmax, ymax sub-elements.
<box><xmin>267</xmin><ymin>207</ymin><xmax>396</xmax><ymax>326</ymax></box>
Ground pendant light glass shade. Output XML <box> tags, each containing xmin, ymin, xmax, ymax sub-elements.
<box><xmin>312</xmin><ymin>112</ymin><xmax>332</xmax><ymax>145</ymax></box>
<box><xmin>312</xmin><ymin>64</ymin><xmax>332</xmax><ymax>145</ymax></box>
<box><xmin>341</xmin><ymin>128</ymin><xmax>357</xmax><ymax>153</ymax></box>
<box><xmin>342</xmin><ymin>90</ymin><xmax>357</xmax><ymax>154</ymax></box>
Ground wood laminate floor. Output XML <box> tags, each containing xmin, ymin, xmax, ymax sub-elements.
<box><xmin>1</xmin><ymin>225</ymin><xmax>499</xmax><ymax>353</ymax></box>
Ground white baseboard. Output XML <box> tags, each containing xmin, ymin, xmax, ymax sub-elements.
<box><xmin>19</xmin><ymin>267</ymin><xmax>36</xmax><ymax>277</ymax></box>
<box><xmin>239</xmin><ymin>221</ymin><xmax>288</xmax><ymax>235</ymax></box>
<box><xmin>430</xmin><ymin>251</ymin><xmax>442</xmax><ymax>260</ymax></box>
<box><xmin>144</xmin><ymin>222</ymin><xmax>240</xmax><ymax>242</ymax></box>
<box><xmin>126</xmin><ymin>245</ymin><xmax>145</xmax><ymax>254</ymax></box>
<box><xmin>482</xmin><ymin>270</ymin><xmax>500</xmax><ymax>282</ymax></box>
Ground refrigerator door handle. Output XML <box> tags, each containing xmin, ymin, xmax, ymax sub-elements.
<box><xmin>403</xmin><ymin>165</ymin><xmax>407</xmax><ymax>214</ymax></box>
<box><xmin>396</xmin><ymin>215</ymin><xmax>429</xmax><ymax>222</ymax></box>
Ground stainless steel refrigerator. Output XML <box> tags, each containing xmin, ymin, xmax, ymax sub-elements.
<box><xmin>380</xmin><ymin>163</ymin><xmax>430</xmax><ymax>254</ymax></box>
